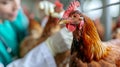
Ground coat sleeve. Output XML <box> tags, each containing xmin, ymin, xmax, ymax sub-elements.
<box><xmin>6</xmin><ymin>42</ymin><xmax>56</xmax><ymax>67</ymax></box>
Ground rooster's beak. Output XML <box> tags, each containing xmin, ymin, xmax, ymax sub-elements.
<box><xmin>59</xmin><ymin>18</ymin><xmax>69</xmax><ymax>24</ymax></box>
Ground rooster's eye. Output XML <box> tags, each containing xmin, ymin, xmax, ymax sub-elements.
<box><xmin>73</xmin><ymin>15</ymin><xmax>76</xmax><ymax>18</ymax></box>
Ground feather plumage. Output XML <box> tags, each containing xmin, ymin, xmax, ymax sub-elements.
<box><xmin>59</xmin><ymin>1</ymin><xmax>120</xmax><ymax>67</ymax></box>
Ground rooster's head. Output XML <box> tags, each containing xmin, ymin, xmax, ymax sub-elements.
<box><xmin>59</xmin><ymin>1</ymin><xmax>84</xmax><ymax>32</ymax></box>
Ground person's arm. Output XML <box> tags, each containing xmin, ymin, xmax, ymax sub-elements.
<box><xmin>12</xmin><ymin>9</ymin><xmax>29</xmax><ymax>31</ymax></box>
<box><xmin>6</xmin><ymin>42</ymin><xmax>56</xmax><ymax>67</ymax></box>
<box><xmin>45</xmin><ymin>27</ymin><xmax>73</xmax><ymax>56</ymax></box>
<box><xmin>0</xmin><ymin>40</ymin><xmax>12</xmax><ymax>66</ymax></box>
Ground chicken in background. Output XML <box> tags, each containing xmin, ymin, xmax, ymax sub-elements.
<box><xmin>59</xmin><ymin>1</ymin><xmax>120</xmax><ymax>67</ymax></box>
<box><xmin>28</xmin><ymin>14</ymin><xmax>43</xmax><ymax>38</ymax></box>
<box><xmin>20</xmin><ymin>1</ymin><xmax>73</xmax><ymax>67</ymax></box>
<box><xmin>94</xmin><ymin>18</ymin><xmax>104</xmax><ymax>40</ymax></box>
<box><xmin>112</xmin><ymin>16</ymin><xmax>120</xmax><ymax>39</ymax></box>
<box><xmin>20</xmin><ymin>7</ymin><xmax>43</xmax><ymax>57</ymax></box>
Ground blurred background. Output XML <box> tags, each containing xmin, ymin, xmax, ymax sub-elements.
<box><xmin>21</xmin><ymin>0</ymin><xmax>120</xmax><ymax>41</ymax></box>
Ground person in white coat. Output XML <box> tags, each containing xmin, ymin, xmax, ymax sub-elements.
<box><xmin>5</xmin><ymin>1</ymin><xmax>73</xmax><ymax>67</ymax></box>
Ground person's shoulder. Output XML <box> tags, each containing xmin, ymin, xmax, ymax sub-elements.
<box><xmin>11</xmin><ymin>9</ymin><xmax>29</xmax><ymax>31</ymax></box>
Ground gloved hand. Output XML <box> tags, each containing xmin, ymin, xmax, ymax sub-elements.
<box><xmin>39</xmin><ymin>1</ymin><xmax>55</xmax><ymax>16</ymax></box>
<box><xmin>45</xmin><ymin>27</ymin><xmax>73</xmax><ymax>56</ymax></box>
<box><xmin>51</xmin><ymin>10</ymin><xmax>64</xmax><ymax>18</ymax></box>
<box><xmin>39</xmin><ymin>0</ymin><xmax>64</xmax><ymax>18</ymax></box>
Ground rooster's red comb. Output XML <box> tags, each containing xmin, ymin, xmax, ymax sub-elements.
<box><xmin>55</xmin><ymin>0</ymin><xmax>63</xmax><ymax>9</ymax></box>
<box><xmin>63</xmin><ymin>1</ymin><xmax>80</xmax><ymax>18</ymax></box>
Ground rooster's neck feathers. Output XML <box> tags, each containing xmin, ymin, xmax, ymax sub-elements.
<box><xmin>72</xmin><ymin>15</ymin><xmax>111</xmax><ymax>62</ymax></box>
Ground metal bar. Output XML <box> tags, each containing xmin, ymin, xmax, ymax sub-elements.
<box><xmin>101</xmin><ymin>0</ymin><xmax>112</xmax><ymax>41</ymax></box>
<box><xmin>84</xmin><ymin>2</ymin><xmax>120</xmax><ymax>13</ymax></box>
<box><xmin>119</xmin><ymin>0</ymin><xmax>120</xmax><ymax>15</ymax></box>
<box><xmin>78</xmin><ymin>0</ymin><xmax>84</xmax><ymax>12</ymax></box>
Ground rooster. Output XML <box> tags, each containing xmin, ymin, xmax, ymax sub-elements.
<box><xmin>59</xmin><ymin>1</ymin><xmax>120</xmax><ymax>67</ymax></box>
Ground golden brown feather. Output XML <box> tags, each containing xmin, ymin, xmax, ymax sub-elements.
<box><xmin>69</xmin><ymin>12</ymin><xmax>120</xmax><ymax>67</ymax></box>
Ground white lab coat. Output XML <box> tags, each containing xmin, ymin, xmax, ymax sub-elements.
<box><xmin>7</xmin><ymin>42</ymin><xmax>56</xmax><ymax>67</ymax></box>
